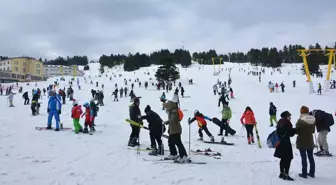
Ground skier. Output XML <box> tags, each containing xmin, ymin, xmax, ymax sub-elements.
<box><xmin>295</xmin><ymin>106</ymin><xmax>316</xmax><ymax>178</ymax></box>
<box><xmin>275</xmin><ymin>83</ymin><xmax>279</xmax><ymax>92</ymax></box>
<box><xmin>91</xmin><ymin>89</ymin><xmax>96</xmax><ymax>99</ymax></box>
<box><xmin>293</xmin><ymin>80</ymin><xmax>296</xmax><ymax>88</ymax></box>
<box><xmin>141</xmin><ymin>105</ymin><xmax>165</xmax><ymax>155</ymax></box>
<box><xmin>240</xmin><ymin>106</ymin><xmax>257</xmax><ymax>144</ymax></box>
<box><xmin>7</xmin><ymin>92</ymin><xmax>15</xmax><ymax>107</ymax></box>
<box><xmin>31</xmin><ymin>90</ymin><xmax>39</xmax><ymax>115</ymax></box>
<box><xmin>269</xmin><ymin>102</ymin><xmax>277</xmax><ymax>127</ymax></box>
<box><xmin>81</xmin><ymin>102</ymin><xmax>95</xmax><ymax>133</ymax></box>
<box><xmin>274</xmin><ymin>111</ymin><xmax>295</xmax><ymax>181</ymax></box>
<box><xmin>189</xmin><ymin>110</ymin><xmax>215</xmax><ymax>142</ymax></box>
<box><xmin>213</xmin><ymin>84</ymin><xmax>218</xmax><ymax>95</ymax></box>
<box><xmin>98</xmin><ymin>91</ymin><xmax>104</xmax><ymax>106</ymax></box>
<box><xmin>172</xmin><ymin>91</ymin><xmax>179</xmax><ymax>108</ymax></box>
<box><xmin>280</xmin><ymin>82</ymin><xmax>285</xmax><ymax>93</ymax></box>
<box><xmin>219</xmin><ymin>102</ymin><xmax>232</xmax><ymax>137</ymax></box>
<box><xmin>180</xmin><ymin>87</ymin><xmax>185</xmax><ymax>97</ymax></box>
<box><xmin>128</xmin><ymin>97</ymin><xmax>142</xmax><ymax>147</ymax></box>
<box><xmin>229</xmin><ymin>87</ymin><xmax>234</xmax><ymax>99</ymax></box>
<box><xmin>22</xmin><ymin>91</ymin><xmax>30</xmax><ymax>105</ymax></box>
<box><xmin>59</xmin><ymin>89</ymin><xmax>66</xmax><ymax>104</ymax></box>
<box><xmin>71</xmin><ymin>100</ymin><xmax>83</xmax><ymax>134</ymax></box>
<box><xmin>129</xmin><ymin>89</ymin><xmax>135</xmax><ymax>100</ymax></box>
<box><xmin>120</xmin><ymin>87</ymin><xmax>124</xmax><ymax>98</ymax></box>
<box><xmin>218</xmin><ymin>91</ymin><xmax>228</xmax><ymax>108</ymax></box>
<box><xmin>162</xmin><ymin>100</ymin><xmax>188</xmax><ymax>162</ymax></box>
<box><xmin>124</xmin><ymin>87</ymin><xmax>128</xmax><ymax>97</ymax></box>
<box><xmin>310</xmin><ymin>110</ymin><xmax>332</xmax><ymax>156</ymax></box>
<box><xmin>113</xmin><ymin>88</ymin><xmax>118</xmax><ymax>102</ymax></box>
<box><xmin>90</xmin><ymin>99</ymin><xmax>99</xmax><ymax>126</ymax></box>
<box><xmin>47</xmin><ymin>90</ymin><xmax>62</xmax><ymax>131</ymax></box>
<box><xmin>317</xmin><ymin>83</ymin><xmax>322</xmax><ymax>95</ymax></box>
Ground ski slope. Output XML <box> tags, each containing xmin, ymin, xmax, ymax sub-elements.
<box><xmin>0</xmin><ymin>62</ymin><xmax>335</xmax><ymax>185</ymax></box>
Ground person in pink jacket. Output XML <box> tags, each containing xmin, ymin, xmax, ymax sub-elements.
<box><xmin>240</xmin><ymin>106</ymin><xmax>257</xmax><ymax>144</ymax></box>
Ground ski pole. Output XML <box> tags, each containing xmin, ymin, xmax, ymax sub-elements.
<box><xmin>188</xmin><ymin>118</ymin><xmax>191</xmax><ymax>156</ymax></box>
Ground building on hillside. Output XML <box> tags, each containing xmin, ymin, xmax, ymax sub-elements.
<box><xmin>0</xmin><ymin>57</ymin><xmax>47</xmax><ymax>82</ymax></box>
<box><xmin>44</xmin><ymin>65</ymin><xmax>85</xmax><ymax>77</ymax></box>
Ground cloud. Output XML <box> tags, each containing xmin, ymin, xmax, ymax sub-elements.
<box><xmin>0</xmin><ymin>0</ymin><xmax>335</xmax><ymax>60</ymax></box>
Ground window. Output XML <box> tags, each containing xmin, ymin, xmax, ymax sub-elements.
<box><xmin>36</xmin><ymin>70</ymin><xmax>40</xmax><ymax>74</ymax></box>
<box><xmin>7</xmin><ymin>67</ymin><xmax>9</xmax><ymax>71</ymax></box>
<box><xmin>23</xmin><ymin>62</ymin><xmax>26</xmax><ymax>66</ymax></box>
<box><xmin>36</xmin><ymin>64</ymin><xmax>40</xmax><ymax>68</ymax></box>
<box><xmin>23</xmin><ymin>68</ymin><xmax>26</xmax><ymax>73</ymax></box>
<box><xmin>7</xmin><ymin>61</ymin><xmax>9</xmax><ymax>64</ymax></box>
<box><xmin>14</xmin><ymin>67</ymin><xmax>18</xmax><ymax>72</ymax></box>
<box><xmin>14</xmin><ymin>61</ymin><xmax>18</xmax><ymax>65</ymax></box>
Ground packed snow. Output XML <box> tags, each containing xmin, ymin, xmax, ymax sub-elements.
<box><xmin>0</xmin><ymin>62</ymin><xmax>335</xmax><ymax>185</ymax></box>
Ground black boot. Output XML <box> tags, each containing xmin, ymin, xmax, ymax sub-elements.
<box><xmin>128</xmin><ymin>137</ymin><xmax>135</xmax><ymax>147</ymax></box>
<box><xmin>158</xmin><ymin>144</ymin><xmax>164</xmax><ymax>155</ymax></box>
<box><xmin>148</xmin><ymin>148</ymin><xmax>158</xmax><ymax>156</ymax></box>
<box><xmin>47</xmin><ymin>125</ymin><xmax>52</xmax><ymax>130</ymax></box>
<box><xmin>83</xmin><ymin>127</ymin><xmax>89</xmax><ymax>133</ymax></box>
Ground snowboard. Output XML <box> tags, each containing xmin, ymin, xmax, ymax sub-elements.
<box><xmin>203</xmin><ymin>141</ymin><xmax>234</xmax><ymax>145</ymax></box>
<box><xmin>211</xmin><ymin>118</ymin><xmax>236</xmax><ymax>135</ymax></box>
<box><xmin>35</xmin><ymin>127</ymin><xmax>72</xmax><ymax>131</ymax></box>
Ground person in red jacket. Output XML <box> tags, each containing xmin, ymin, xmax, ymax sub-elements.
<box><xmin>189</xmin><ymin>110</ymin><xmax>215</xmax><ymax>141</ymax></box>
<box><xmin>81</xmin><ymin>102</ymin><xmax>95</xmax><ymax>133</ymax></box>
<box><xmin>240</xmin><ymin>106</ymin><xmax>257</xmax><ymax>144</ymax></box>
<box><xmin>71</xmin><ymin>100</ymin><xmax>83</xmax><ymax>134</ymax></box>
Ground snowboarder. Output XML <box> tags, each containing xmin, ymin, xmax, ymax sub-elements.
<box><xmin>141</xmin><ymin>105</ymin><xmax>165</xmax><ymax>155</ymax></box>
<box><xmin>213</xmin><ymin>84</ymin><xmax>218</xmax><ymax>95</ymax></box>
<box><xmin>162</xmin><ymin>100</ymin><xmax>188</xmax><ymax>163</ymax></box>
<box><xmin>219</xmin><ymin>102</ymin><xmax>232</xmax><ymax>137</ymax></box>
<box><xmin>269</xmin><ymin>102</ymin><xmax>277</xmax><ymax>127</ymax></box>
<box><xmin>31</xmin><ymin>90</ymin><xmax>39</xmax><ymax>115</ymax></box>
<box><xmin>280</xmin><ymin>82</ymin><xmax>285</xmax><ymax>93</ymax></box>
<box><xmin>189</xmin><ymin>110</ymin><xmax>215</xmax><ymax>142</ymax></box>
<box><xmin>240</xmin><ymin>106</ymin><xmax>257</xmax><ymax>144</ymax></box>
<box><xmin>47</xmin><ymin>90</ymin><xmax>62</xmax><ymax>131</ymax></box>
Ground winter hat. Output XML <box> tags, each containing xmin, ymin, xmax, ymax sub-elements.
<box><xmin>300</xmin><ymin>106</ymin><xmax>309</xmax><ymax>114</ymax></box>
<box><xmin>144</xmin><ymin>105</ymin><xmax>151</xmax><ymax>112</ymax></box>
<box><xmin>73</xmin><ymin>100</ymin><xmax>78</xmax><ymax>106</ymax></box>
<box><xmin>280</xmin><ymin>111</ymin><xmax>291</xmax><ymax>118</ymax></box>
<box><xmin>133</xmin><ymin>97</ymin><xmax>140</xmax><ymax>103</ymax></box>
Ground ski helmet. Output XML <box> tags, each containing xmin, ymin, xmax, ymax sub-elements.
<box><xmin>194</xmin><ymin>110</ymin><xmax>199</xmax><ymax>115</ymax></box>
<box><xmin>83</xmin><ymin>102</ymin><xmax>89</xmax><ymax>107</ymax></box>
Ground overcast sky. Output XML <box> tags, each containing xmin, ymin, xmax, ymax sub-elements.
<box><xmin>1</xmin><ymin>0</ymin><xmax>336</xmax><ymax>60</ymax></box>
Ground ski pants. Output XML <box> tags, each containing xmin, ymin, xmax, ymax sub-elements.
<box><xmin>31</xmin><ymin>102</ymin><xmax>37</xmax><ymax>115</ymax></box>
<box><xmin>24</xmin><ymin>98</ymin><xmax>29</xmax><ymax>105</ymax></box>
<box><xmin>270</xmin><ymin>115</ymin><xmax>277</xmax><ymax>126</ymax></box>
<box><xmin>299</xmin><ymin>149</ymin><xmax>315</xmax><ymax>176</ymax></box>
<box><xmin>168</xmin><ymin>134</ymin><xmax>187</xmax><ymax>157</ymax></box>
<box><xmin>245</xmin><ymin>124</ymin><xmax>254</xmax><ymax>139</ymax></box>
<box><xmin>198</xmin><ymin>125</ymin><xmax>212</xmax><ymax>138</ymax></box>
<box><xmin>130</xmin><ymin>124</ymin><xmax>140</xmax><ymax>139</ymax></box>
<box><xmin>150</xmin><ymin>133</ymin><xmax>162</xmax><ymax>149</ymax></box>
<box><xmin>48</xmin><ymin>111</ymin><xmax>60</xmax><ymax>129</ymax></box>
<box><xmin>213</xmin><ymin>90</ymin><xmax>217</xmax><ymax>95</ymax></box>
<box><xmin>62</xmin><ymin>97</ymin><xmax>66</xmax><ymax>104</ymax></box>
<box><xmin>279</xmin><ymin>158</ymin><xmax>292</xmax><ymax>174</ymax></box>
<box><xmin>9</xmin><ymin>99</ymin><xmax>14</xmax><ymax>107</ymax></box>
<box><xmin>73</xmin><ymin>118</ymin><xmax>82</xmax><ymax>133</ymax></box>
<box><xmin>318</xmin><ymin>131</ymin><xmax>329</xmax><ymax>152</ymax></box>
<box><xmin>220</xmin><ymin>119</ymin><xmax>229</xmax><ymax>136</ymax></box>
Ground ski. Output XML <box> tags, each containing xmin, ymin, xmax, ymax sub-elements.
<box><xmin>254</xmin><ymin>124</ymin><xmax>262</xmax><ymax>148</ymax></box>
<box><xmin>35</xmin><ymin>127</ymin><xmax>72</xmax><ymax>131</ymax></box>
<box><xmin>128</xmin><ymin>147</ymin><xmax>169</xmax><ymax>152</ymax></box>
<box><xmin>125</xmin><ymin>119</ymin><xmax>169</xmax><ymax>139</ymax></box>
<box><xmin>203</xmin><ymin>141</ymin><xmax>234</xmax><ymax>145</ymax></box>
<box><xmin>314</xmin><ymin>153</ymin><xmax>333</xmax><ymax>157</ymax></box>
<box><xmin>143</xmin><ymin>158</ymin><xmax>207</xmax><ymax>164</ymax></box>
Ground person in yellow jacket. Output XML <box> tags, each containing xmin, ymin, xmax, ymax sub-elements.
<box><xmin>219</xmin><ymin>102</ymin><xmax>232</xmax><ymax>137</ymax></box>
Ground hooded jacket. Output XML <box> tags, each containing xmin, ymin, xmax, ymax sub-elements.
<box><xmin>163</xmin><ymin>101</ymin><xmax>181</xmax><ymax>134</ymax></box>
<box><xmin>240</xmin><ymin>110</ymin><xmax>256</xmax><ymax>125</ymax></box>
<box><xmin>295</xmin><ymin>114</ymin><xmax>316</xmax><ymax>150</ymax></box>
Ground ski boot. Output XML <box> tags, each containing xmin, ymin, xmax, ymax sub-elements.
<box><xmin>90</xmin><ymin>126</ymin><xmax>95</xmax><ymax>132</ymax></box>
<box><xmin>47</xmin><ymin>125</ymin><xmax>52</xmax><ymax>130</ymax></box>
<box><xmin>197</xmin><ymin>137</ymin><xmax>203</xmax><ymax>141</ymax></box>
<box><xmin>283</xmin><ymin>174</ymin><xmax>294</xmax><ymax>181</ymax></box>
<box><xmin>128</xmin><ymin>137</ymin><xmax>135</xmax><ymax>147</ymax></box>
<box><xmin>175</xmin><ymin>156</ymin><xmax>188</xmax><ymax>163</ymax></box>
<box><xmin>164</xmin><ymin>155</ymin><xmax>178</xmax><ymax>160</ymax></box>
<box><xmin>148</xmin><ymin>148</ymin><xmax>158</xmax><ymax>156</ymax></box>
<box><xmin>298</xmin><ymin>173</ymin><xmax>307</xmax><ymax>179</ymax></box>
<box><xmin>220</xmin><ymin>137</ymin><xmax>225</xmax><ymax>143</ymax></box>
<box><xmin>210</xmin><ymin>136</ymin><xmax>215</xmax><ymax>142</ymax></box>
<box><xmin>158</xmin><ymin>144</ymin><xmax>164</xmax><ymax>155</ymax></box>
<box><xmin>55</xmin><ymin>128</ymin><xmax>60</xmax><ymax>131</ymax></box>
<box><xmin>83</xmin><ymin>127</ymin><xmax>89</xmax><ymax>134</ymax></box>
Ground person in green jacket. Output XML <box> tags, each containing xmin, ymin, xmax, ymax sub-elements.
<box><xmin>296</xmin><ymin>106</ymin><xmax>316</xmax><ymax>178</ymax></box>
<box><xmin>219</xmin><ymin>102</ymin><xmax>232</xmax><ymax>136</ymax></box>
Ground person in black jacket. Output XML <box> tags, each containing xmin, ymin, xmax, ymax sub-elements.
<box><xmin>31</xmin><ymin>91</ymin><xmax>39</xmax><ymax>115</ymax></box>
<box><xmin>274</xmin><ymin>111</ymin><xmax>295</xmax><ymax>181</ymax></box>
<box><xmin>141</xmin><ymin>105</ymin><xmax>165</xmax><ymax>155</ymax></box>
<box><xmin>269</xmin><ymin>102</ymin><xmax>277</xmax><ymax>127</ymax></box>
<box><xmin>90</xmin><ymin>99</ymin><xmax>99</xmax><ymax>126</ymax></box>
<box><xmin>218</xmin><ymin>92</ymin><xmax>228</xmax><ymax>108</ymax></box>
<box><xmin>128</xmin><ymin>97</ymin><xmax>142</xmax><ymax>147</ymax></box>
<box><xmin>22</xmin><ymin>92</ymin><xmax>29</xmax><ymax>105</ymax></box>
<box><xmin>310</xmin><ymin>110</ymin><xmax>331</xmax><ymax>156</ymax></box>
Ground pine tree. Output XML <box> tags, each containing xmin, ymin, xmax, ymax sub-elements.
<box><xmin>155</xmin><ymin>57</ymin><xmax>180</xmax><ymax>84</ymax></box>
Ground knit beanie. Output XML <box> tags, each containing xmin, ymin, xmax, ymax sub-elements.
<box><xmin>144</xmin><ymin>105</ymin><xmax>151</xmax><ymax>112</ymax></box>
<box><xmin>300</xmin><ymin>106</ymin><xmax>309</xmax><ymax>114</ymax></box>
<box><xmin>280</xmin><ymin>111</ymin><xmax>291</xmax><ymax>118</ymax></box>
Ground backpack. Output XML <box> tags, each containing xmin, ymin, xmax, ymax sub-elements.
<box><xmin>267</xmin><ymin>130</ymin><xmax>280</xmax><ymax>148</ymax></box>
<box><xmin>324</xmin><ymin>112</ymin><xmax>334</xmax><ymax>127</ymax></box>
<box><xmin>177</xmin><ymin>108</ymin><xmax>184</xmax><ymax>121</ymax></box>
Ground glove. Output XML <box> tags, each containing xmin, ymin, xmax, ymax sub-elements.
<box><xmin>47</xmin><ymin>108</ymin><xmax>50</xmax><ymax>113</ymax></box>
<box><xmin>58</xmin><ymin>110</ymin><xmax>61</xmax><ymax>115</ymax></box>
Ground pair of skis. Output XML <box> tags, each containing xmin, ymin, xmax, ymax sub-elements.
<box><xmin>142</xmin><ymin>158</ymin><xmax>206</xmax><ymax>164</ymax></box>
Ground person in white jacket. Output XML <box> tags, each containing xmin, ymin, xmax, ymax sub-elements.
<box><xmin>172</xmin><ymin>91</ymin><xmax>179</xmax><ymax>108</ymax></box>
<box><xmin>7</xmin><ymin>92</ymin><xmax>15</xmax><ymax>107</ymax></box>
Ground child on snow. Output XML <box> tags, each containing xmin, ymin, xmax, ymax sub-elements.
<box><xmin>269</xmin><ymin>102</ymin><xmax>277</xmax><ymax>127</ymax></box>
<box><xmin>7</xmin><ymin>92</ymin><xmax>15</xmax><ymax>107</ymax></box>
<box><xmin>240</xmin><ymin>106</ymin><xmax>257</xmax><ymax>144</ymax></box>
<box><xmin>220</xmin><ymin>102</ymin><xmax>232</xmax><ymax>138</ymax></box>
<box><xmin>189</xmin><ymin>110</ymin><xmax>214</xmax><ymax>142</ymax></box>
<box><xmin>81</xmin><ymin>102</ymin><xmax>95</xmax><ymax>133</ymax></box>
<box><xmin>71</xmin><ymin>100</ymin><xmax>83</xmax><ymax>134</ymax></box>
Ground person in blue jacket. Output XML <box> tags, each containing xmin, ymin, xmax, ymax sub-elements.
<box><xmin>47</xmin><ymin>90</ymin><xmax>62</xmax><ymax>131</ymax></box>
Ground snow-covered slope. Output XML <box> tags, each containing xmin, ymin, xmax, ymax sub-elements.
<box><xmin>0</xmin><ymin>62</ymin><xmax>335</xmax><ymax>185</ymax></box>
